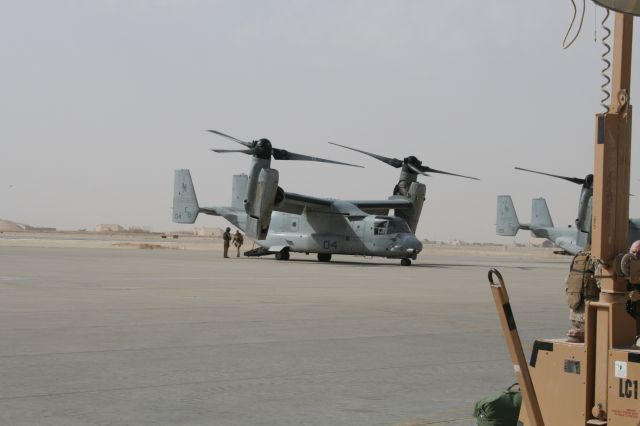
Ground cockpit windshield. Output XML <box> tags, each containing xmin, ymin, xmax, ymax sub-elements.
<box><xmin>373</xmin><ymin>218</ymin><xmax>411</xmax><ymax>235</ymax></box>
<box><xmin>387</xmin><ymin>218</ymin><xmax>411</xmax><ymax>234</ymax></box>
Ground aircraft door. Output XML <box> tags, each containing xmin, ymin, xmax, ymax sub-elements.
<box><xmin>345</xmin><ymin>218</ymin><xmax>365</xmax><ymax>254</ymax></box>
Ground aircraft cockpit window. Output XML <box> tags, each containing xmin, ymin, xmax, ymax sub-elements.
<box><xmin>387</xmin><ymin>219</ymin><xmax>411</xmax><ymax>234</ymax></box>
<box><xmin>374</xmin><ymin>221</ymin><xmax>388</xmax><ymax>235</ymax></box>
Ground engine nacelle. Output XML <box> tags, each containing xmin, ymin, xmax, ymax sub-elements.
<box><xmin>274</xmin><ymin>186</ymin><xmax>285</xmax><ymax>208</ymax></box>
<box><xmin>394</xmin><ymin>181</ymin><xmax>426</xmax><ymax>234</ymax></box>
<box><xmin>245</xmin><ymin>168</ymin><xmax>279</xmax><ymax>240</ymax></box>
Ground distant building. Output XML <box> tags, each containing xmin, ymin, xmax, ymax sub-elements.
<box><xmin>95</xmin><ymin>224</ymin><xmax>124</xmax><ymax>232</ymax></box>
<box><xmin>128</xmin><ymin>226</ymin><xmax>150</xmax><ymax>233</ymax></box>
<box><xmin>193</xmin><ymin>227</ymin><xmax>224</xmax><ymax>237</ymax></box>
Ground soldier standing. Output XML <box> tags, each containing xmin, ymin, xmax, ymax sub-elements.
<box><xmin>222</xmin><ymin>227</ymin><xmax>231</xmax><ymax>258</ymax></box>
<box><xmin>232</xmin><ymin>230</ymin><xmax>244</xmax><ymax>258</ymax></box>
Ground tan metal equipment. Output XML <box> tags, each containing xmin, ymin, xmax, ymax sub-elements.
<box><xmin>491</xmin><ymin>8</ymin><xmax>640</xmax><ymax>426</ymax></box>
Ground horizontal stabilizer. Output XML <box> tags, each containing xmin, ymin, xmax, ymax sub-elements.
<box><xmin>555</xmin><ymin>237</ymin><xmax>581</xmax><ymax>256</ymax></box>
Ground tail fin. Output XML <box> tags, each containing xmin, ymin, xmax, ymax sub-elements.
<box><xmin>173</xmin><ymin>169</ymin><xmax>200</xmax><ymax>224</ymax></box>
<box><xmin>232</xmin><ymin>174</ymin><xmax>248</xmax><ymax>210</ymax></box>
<box><xmin>531</xmin><ymin>198</ymin><xmax>553</xmax><ymax>228</ymax></box>
<box><xmin>496</xmin><ymin>195</ymin><xmax>521</xmax><ymax>236</ymax></box>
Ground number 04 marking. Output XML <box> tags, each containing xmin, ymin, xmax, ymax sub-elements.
<box><xmin>323</xmin><ymin>240</ymin><xmax>337</xmax><ymax>251</ymax></box>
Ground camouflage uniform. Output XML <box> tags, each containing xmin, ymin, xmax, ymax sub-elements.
<box><xmin>565</xmin><ymin>248</ymin><xmax>599</xmax><ymax>341</ymax></box>
<box><xmin>232</xmin><ymin>231</ymin><xmax>244</xmax><ymax>258</ymax></box>
<box><xmin>222</xmin><ymin>228</ymin><xmax>231</xmax><ymax>258</ymax></box>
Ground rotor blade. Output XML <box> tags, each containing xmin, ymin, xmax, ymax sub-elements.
<box><xmin>206</xmin><ymin>130</ymin><xmax>253</xmax><ymax>148</ymax></box>
<box><xmin>328</xmin><ymin>142</ymin><xmax>403</xmax><ymax>168</ymax></box>
<box><xmin>407</xmin><ymin>163</ymin><xmax>430</xmax><ymax>177</ymax></box>
<box><xmin>514</xmin><ymin>167</ymin><xmax>585</xmax><ymax>185</ymax></box>
<box><xmin>417</xmin><ymin>165</ymin><xmax>479</xmax><ymax>180</ymax></box>
<box><xmin>272</xmin><ymin>148</ymin><xmax>363</xmax><ymax>167</ymax></box>
<box><xmin>210</xmin><ymin>148</ymin><xmax>254</xmax><ymax>154</ymax></box>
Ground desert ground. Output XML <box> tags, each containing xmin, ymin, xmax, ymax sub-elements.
<box><xmin>0</xmin><ymin>232</ymin><xmax>570</xmax><ymax>425</ymax></box>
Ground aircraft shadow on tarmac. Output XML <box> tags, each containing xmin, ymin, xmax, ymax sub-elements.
<box><xmin>244</xmin><ymin>257</ymin><xmax>444</xmax><ymax>268</ymax></box>
<box><xmin>251</xmin><ymin>257</ymin><xmax>514</xmax><ymax>269</ymax></box>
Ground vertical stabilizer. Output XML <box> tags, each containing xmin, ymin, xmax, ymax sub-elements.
<box><xmin>232</xmin><ymin>174</ymin><xmax>248</xmax><ymax>209</ymax></box>
<box><xmin>173</xmin><ymin>169</ymin><xmax>200</xmax><ymax>224</ymax></box>
<box><xmin>531</xmin><ymin>198</ymin><xmax>553</xmax><ymax>228</ymax></box>
<box><xmin>496</xmin><ymin>195</ymin><xmax>521</xmax><ymax>236</ymax></box>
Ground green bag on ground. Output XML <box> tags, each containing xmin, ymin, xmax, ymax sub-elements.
<box><xmin>473</xmin><ymin>383</ymin><xmax>522</xmax><ymax>426</ymax></box>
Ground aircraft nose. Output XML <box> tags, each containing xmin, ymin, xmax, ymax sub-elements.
<box><xmin>406</xmin><ymin>235</ymin><xmax>423</xmax><ymax>254</ymax></box>
<box><xmin>391</xmin><ymin>235</ymin><xmax>422</xmax><ymax>254</ymax></box>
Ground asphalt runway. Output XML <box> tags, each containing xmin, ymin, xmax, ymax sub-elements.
<box><xmin>0</xmin><ymin>242</ymin><xmax>570</xmax><ymax>426</ymax></box>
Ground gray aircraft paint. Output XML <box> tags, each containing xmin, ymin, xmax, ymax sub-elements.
<box><xmin>255</xmin><ymin>210</ymin><xmax>417</xmax><ymax>258</ymax></box>
<box><xmin>173</xmin><ymin>150</ymin><xmax>423</xmax><ymax>264</ymax></box>
<box><xmin>174</xmin><ymin>169</ymin><xmax>422</xmax><ymax>261</ymax></box>
<box><xmin>496</xmin><ymin>194</ymin><xmax>640</xmax><ymax>255</ymax></box>
<box><xmin>497</xmin><ymin>168</ymin><xmax>640</xmax><ymax>255</ymax></box>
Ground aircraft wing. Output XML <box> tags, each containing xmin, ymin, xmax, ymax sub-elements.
<box><xmin>277</xmin><ymin>192</ymin><xmax>371</xmax><ymax>218</ymax></box>
<box><xmin>275</xmin><ymin>192</ymin><xmax>333</xmax><ymax>215</ymax></box>
<box><xmin>347</xmin><ymin>198</ymin><xmax>414</xmax><ymax>215</ymax></box>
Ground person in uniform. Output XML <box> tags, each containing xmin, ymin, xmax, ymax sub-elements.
<box><xmin>222</xmin><ymin>227</ymin><xmax>231</xmax><ymax>258</ymax></box>
<box><xmin>566</xmin><ymin>241</ymin><xmax>640</xmax><ymax>343</ymax></box>
<box><xmin>232</xmin><ymin>230</ymin><xmax>244</xmax><ymax>258</ymax></box>
<box><xmin>565</xmin><ymin>245</ymin><xmax>598</xmax><ymax>343</ymax></box>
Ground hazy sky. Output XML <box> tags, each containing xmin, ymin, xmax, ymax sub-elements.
<box><xmin>3</xmin><ymin>1</ymin><xmax>640</xmax><ymax>242</ymax></box>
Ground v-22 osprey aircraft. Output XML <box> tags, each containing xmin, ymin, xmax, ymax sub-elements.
<box><xmin>173</xmin><ymin>130</ymin><xmax>427</xmax><ymax>265</ymax></box>
<box><xmin>496</xmin><ymin>167</ymin><xmax>640</xmax><ymax>254</ymax></box>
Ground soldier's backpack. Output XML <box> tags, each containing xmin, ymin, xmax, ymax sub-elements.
<box><xmin>566</xmin><ymin>249</ymin><xmax>598</xmax><ymax>310</ymax></box>
<box><xmin>473</xmin><ymin>383</ymin><xmax>522</xmax><ymax>426</ymax></box>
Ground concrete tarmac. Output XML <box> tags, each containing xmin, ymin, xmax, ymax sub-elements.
<box><xmin>0</xmin><ymin>239</ymin><xmax>570</xmax><ymax>425</ymax></box>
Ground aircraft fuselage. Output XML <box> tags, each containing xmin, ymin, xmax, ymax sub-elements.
<box><xmin>252</xmin><ymin>210</ymin><xmax>422</xmax><ymax>258</ymax></box>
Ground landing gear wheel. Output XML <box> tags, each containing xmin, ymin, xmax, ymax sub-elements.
<box><xmin>401</xmin><ymin>258</ymin><xmax>411</xmax><ymax>266</ymax></box>
<box><xmin>275</xmin><ymin>249</ymin><xmax>290</xmax><ymax>261</ymax></box>
<box><xmin>317</xmin><ymin>253</ymin><xmax>332</xmax><ymax>262</ymax></box>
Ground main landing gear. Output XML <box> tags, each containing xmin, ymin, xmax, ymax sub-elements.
<box><xmin>401</xmin><ymin>258</ymin><xmax>412</xmax><ymax>266</ymax></box>
<box><xmin>275</xmin><ymin>249</ymin><xmax>290</xmax><ymax>261</ymax></box>
<box><xmin>317</xmin><ymin>253</ymin><xmax>332</xmax><ymax>262</ymax></box>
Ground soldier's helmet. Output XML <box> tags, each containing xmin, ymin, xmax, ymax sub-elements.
<box><xmin>226</xmin><ymin>227</ymin><xmax>230</xmax><ymax>232</ymax></box>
